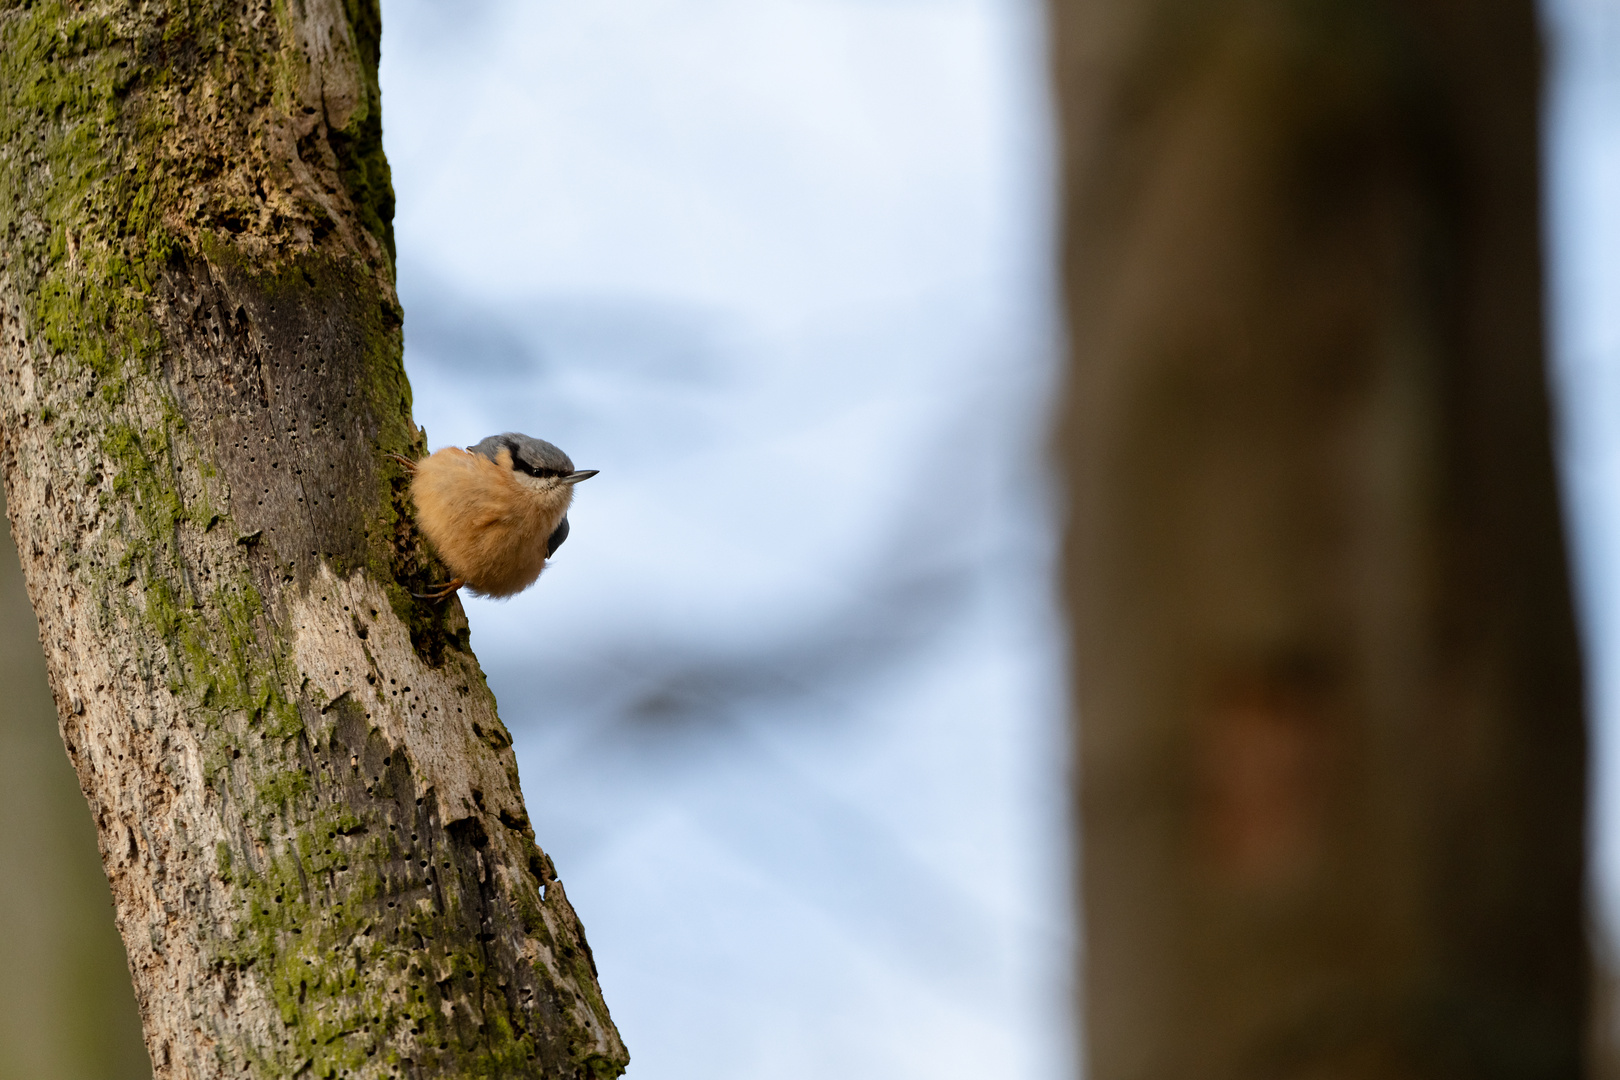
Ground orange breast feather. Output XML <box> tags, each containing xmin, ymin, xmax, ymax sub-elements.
<box><xmin>410</xmin><ymin>448</ymin><xmax>566</xmax><ymax>597</ymax></box>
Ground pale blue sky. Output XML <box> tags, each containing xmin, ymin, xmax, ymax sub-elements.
<box><xmin>1545</xmin><ymin>0</ymin><xmax>1620</xmax><ymax>945</ymax></box>
<box><xmin>379</xmin><ymin>2</ymin><xmax>1072</xmax><ymax>1078</ymax></box>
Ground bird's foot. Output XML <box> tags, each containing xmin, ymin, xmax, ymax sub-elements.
<box><xmin>413</xmin><ymin>578</ymin><xmax>464</xmax><ymax>602</ymax></box>
<box><xmin>387</xmin><ymin>452</ymin><xmax>419</xmax><ymax>473</ymax></box>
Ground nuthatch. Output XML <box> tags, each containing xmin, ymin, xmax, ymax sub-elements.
<box><xmin>393</xmin><ymin>433</ymin><xmax>598</xmax><ymax>600</ymax></box>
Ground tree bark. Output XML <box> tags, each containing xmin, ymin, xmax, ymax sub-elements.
<box><xmin>1052</xmin><ymin>1</ymin><xmax>1586</xmax><ymax>1077</ymax></box>
<box><xmin>0</xmin><ymin>2</ymin><xmax>627</xmax><ymax>1078</ymax></box>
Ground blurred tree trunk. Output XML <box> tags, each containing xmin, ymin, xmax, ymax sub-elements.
<box><xmin>1052</xmin><ymin>1</ymin><xmax>1586</xmax><ymax>1077</ymax></box>
<box><xmin>0</xmin><ymin>3</ymin><xmax>626</xmax><ymax>1079</ymax></box>
<box><xmin>0</xmin><ymin>481</ymin><xmax>149</xmax><ymax>1080</ymax></box>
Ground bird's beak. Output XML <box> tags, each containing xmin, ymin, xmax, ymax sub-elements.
<box><xmin>564</xmin><ymin>470</ymin><xmax>599</xmax><ymax>485</ymax></box>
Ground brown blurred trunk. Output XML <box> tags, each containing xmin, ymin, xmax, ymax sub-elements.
<box><xmin>1052</xmin><ymin>1</ymin><xmax>1586</xmax><ymax>1077</ymax></box>
<box><xmin>0</xmin><ymin>485</ymin><xmax>149</xmax><ymax>1079</ymax></box>
<box><xmin>0</xmin><ymin>2</ymin><xmax>625</xmax><ymax>1077</ymax></box>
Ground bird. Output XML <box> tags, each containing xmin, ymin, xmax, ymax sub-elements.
<box><xmin>391</xmin><ymin>433</ymin><xmax>598</xmax><ymax>600</ymax></box>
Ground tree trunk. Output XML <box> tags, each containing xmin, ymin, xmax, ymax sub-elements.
<box><xmin>1052</xmin><ymin>1</ymin><xmax>1586</xmax><ymax>1077</ymax></box>
<box><xmin>0</xmin><ymin>3</ymin><xmax>627</xmax><ymax>1078</ymax></box>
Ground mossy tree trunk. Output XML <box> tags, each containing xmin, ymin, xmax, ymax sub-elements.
<box><xmin>1053</xmin><ymin>0</ymin><xmax>1586</xmax><ymax>1076</ymax></box>
<box><xmin>0</xmin><ymin>2</ymin><xmax>627</xmax><ymax>1078</ymax></box>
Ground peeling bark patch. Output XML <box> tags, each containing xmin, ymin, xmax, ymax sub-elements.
<box><xmin>290</xmin><ymin>565</ymin><xmax>497</xmax><ymax>825</ymax></box>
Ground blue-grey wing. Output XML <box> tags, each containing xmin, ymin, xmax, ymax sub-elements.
<box><xmin>546</xmin><ymin>515</ymin><xmax>570</xmax><ymax>557</ymax></box>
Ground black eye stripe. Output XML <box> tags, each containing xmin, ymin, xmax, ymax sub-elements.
<box><xmin>511</xmin><ymin>459</ymin><xmax>564</xmax><ymax>480</ymax></box>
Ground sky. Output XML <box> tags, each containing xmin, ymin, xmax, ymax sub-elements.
<box><xmin>376</xmin><ymin>1</ymin><xmax>1075</xmax><ymax>1078</ymax></box>
<box><xmin>1544</xmin><ymin>0</ymin><xmax>1620</xmax><ymax>948</ymax></box>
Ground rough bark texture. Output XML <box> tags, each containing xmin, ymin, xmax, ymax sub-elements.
<box><xmin>1053</xmin><ymin>1</ymin><xmax>1586</xmax><ymax>1077</ymax></box>
<box><xmin>0</xmin><ymin>2</ymin><xmax>627</xmax><ymax>1078</ymax></box>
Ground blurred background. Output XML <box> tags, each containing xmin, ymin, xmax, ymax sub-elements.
<box><xmin>380</xmin><ymin>2</ymin><xmax>1071</xmax><ymax>1077</ymax></box>
<box><xmin>0</xmin><ymin>0</ymin><xmax>1616</xmax><ymax>1077</ymax></box>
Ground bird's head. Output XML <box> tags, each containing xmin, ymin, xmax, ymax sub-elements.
<box><xmin>468</xmin><ymin>432</ymin><xmax>599</xmax><ymax>501</ymax></box>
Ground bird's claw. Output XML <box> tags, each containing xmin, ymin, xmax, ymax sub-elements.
<box><xmin>412</xmin><ymin>578</ymin><xmax>464</xmax><ymax>602</ymax></box>
<box><xmin>387</xmin><ymin>452</ymin><xmax>418</xmax><ymax>473</ymax></box>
